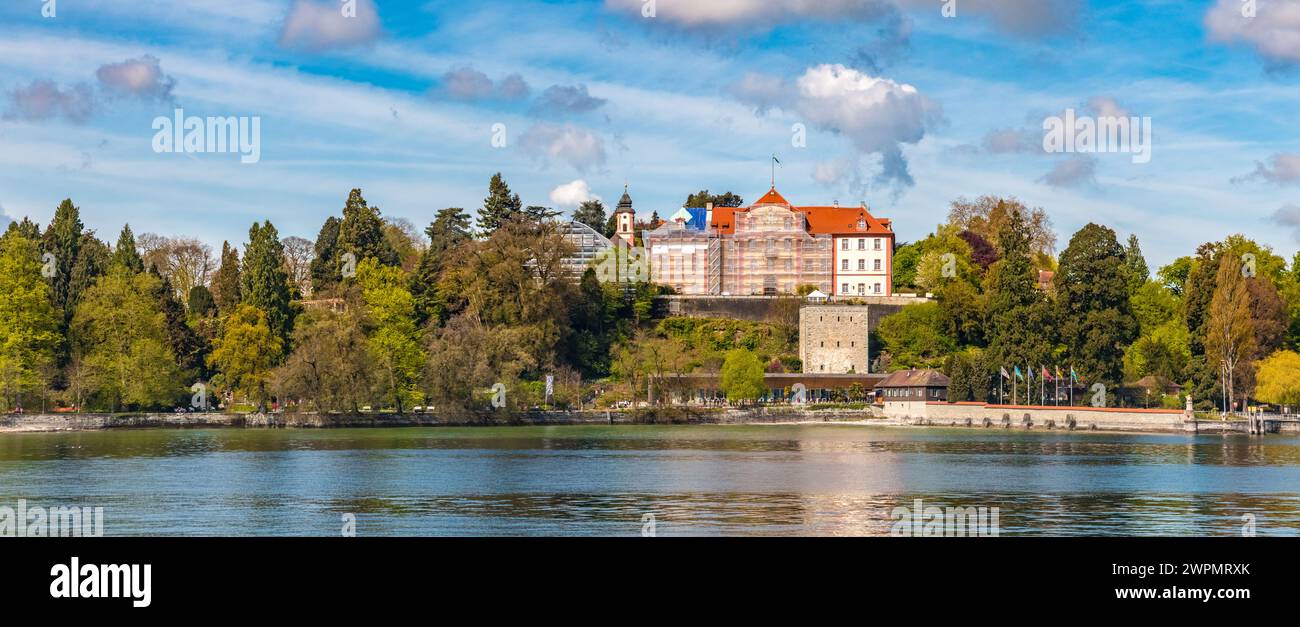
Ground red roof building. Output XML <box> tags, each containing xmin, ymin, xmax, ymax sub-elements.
<box><xmin>649</xmin><ymin>186</ymin><xmax>894</xmax><ymax>297</ymax></box>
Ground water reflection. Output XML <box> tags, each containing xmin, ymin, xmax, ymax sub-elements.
<box><xmin>1</xmin><ymin>425</ymin><xmax>1298</xmax><ymax>536</ymax></box>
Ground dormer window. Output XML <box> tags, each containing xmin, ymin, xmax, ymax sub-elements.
<box><xmin>857</xmin><ymin>219</ymin><xmax>866</xmax><ymax>230</ymax></box>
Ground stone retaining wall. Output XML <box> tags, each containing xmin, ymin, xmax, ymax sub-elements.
<box><xmin>907</xmin><ymin>402</ymin><xmax>1189</xmax><ymax>433</ymax></box>
<box><xmin>0</xmin><ymin>407</ymin><xmax>881</xmax><ymax>432</ymax></box>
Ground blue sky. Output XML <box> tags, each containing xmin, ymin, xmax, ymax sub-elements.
<box><xmin>1</xmin><ymin>0</ymin><xmax>1299</xmax><ymax>269</ymax></box>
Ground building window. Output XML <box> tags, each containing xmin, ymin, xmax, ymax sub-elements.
<box><xmin>874</xmin><ymin>259</ymin><xmax>881</xmax><ymax>271</ymax></box>
<box><xmin>857</xmin><ymin>283</ymin><xmax>865</xmax><ymax>294</ymax></box>
<box><xmin>857</xmin><ymin>259</ymin><xmax>865</xmax><ymax>270</ymax></box>
<box><xmin>874</xmin><ymin>283</ymin><xmax>882</xmax><ymax>294</ymax></box>
<box><xmin>842</xmin><ymin>283</ymin><xmax>848</xmax><ymax>293</ymax></box>
<box><xmin>784</xmin><ymin>259</ymin><xmax>792</xmax><ymax>271</ymax></box>
<box><xmin>841</xmin><ymin>239</ymin><xmax>848</xmax><ymax>251</ymax></box>
<box><xmin>841</xmin><ymin>259</ymin><xmax>849</xmax><ymax>271</ymax></box>
<box><xmin>874</xmin><ymin>238</ymin><xmax>882</xmax><ymax>251</ymax></box>
<box><xmin>857</xmin><ymin>239</ymin><xmax>865</xmax><ymax>250</ymax></box>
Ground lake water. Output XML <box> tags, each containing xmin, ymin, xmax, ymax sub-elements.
<box><xmin>2</xmin><ymin>424</ymin><xmax>1299</xmax><ymax>536</ymax></box>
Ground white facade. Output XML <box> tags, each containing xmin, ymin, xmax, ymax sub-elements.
<box><xmin>833</xmin><ymin>235</ymin><xmax>891</xmax><ymax>297</ymax></box>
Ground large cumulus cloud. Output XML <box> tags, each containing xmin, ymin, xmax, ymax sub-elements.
<box><xmin>734</xmin><ymin>63</ymin><xmax>940</xmax><ymax>189</ymax></box>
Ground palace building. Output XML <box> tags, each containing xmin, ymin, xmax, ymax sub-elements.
<box><xmin>642</xmin><ymin>186</ymin><xmax>894</xmax><ymax>297</ymax></box>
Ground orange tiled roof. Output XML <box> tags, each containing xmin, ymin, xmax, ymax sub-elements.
<box><xmin>753</xmin><ymin>187</ymin><xmax>790</xmax><ymax>206</ymax></box>
<box><xmin>709</xmin><ymin>206</ymin><xmax>737</xmax><ymax>234</ymax></box>
<box><xmin>796</xmin><ymin>206</ymin><xmax>893</xmax><ymax>236</ymax></box>
<box><xmin>705</xmin><ymin>188</ymin><xmax>893</xmax><ymax>236</ymax></box>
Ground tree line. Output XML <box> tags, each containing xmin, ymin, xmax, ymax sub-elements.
<box><xmin>0</xmin><ymin>174</ymin><xmax>660</xmax><ymax>416</ymax></box>
<box><xmin>879</xmin><ymin>196</ymin><xmax>1300</xmax><ymax>411</ymax></box>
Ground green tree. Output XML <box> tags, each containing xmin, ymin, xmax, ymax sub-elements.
<box><xmin>151</xmin><ymin>268</ymin><xmax>208</xmax><ymax>378</ymax></box>
<box><xmin>477</xmin><ymin>173</ymin><xmax>523</xmax><ymax>234</ymax></box>
<box><xmin>1256</xmin><ymin>350</ymin><xmax>1300</xmax><ymax>407</ymax></box>
<box><xmin>935</xmin><ymin>280</ymin><xmax>984</xmax><ymax>347</ymax></box>
<box><xmin>877</xmin><ymin>302</ymin><xmax>957</xmax><ymax>370</ymax></box>
<box><xmin>111</xmin><ymin>224</ymin><xmax>144</xmax><ymax>273</ymax></box>
<box><xmin>357</xmin><ymin>258</ymin><xmax>425</xmax><ymax>413</ymax></box>
<box><xmin>983</xmin><ymin>209</ymin><xmax>1055</xmax><ymax>370</ymax></box>
<box><xmin>411</xmin><ymin>207</ymin><xmax>472</xmax><ymax>327</ymax></box>
<box><xmin>208</xmin><ymin>304</ymin><xmax>283</xmax><ymax>410</ymax></box>
<box><xmin>67</xmin><ymin>233</ymin><xmax>109</xmax><ymax>318</ymax></box>
<box><xmin>1123</xmin><ymin>234</ymin><xmax>1150</xmax><ymax>295</ymax></box>
<box><xmin>1131</xmin><ymin>281</ymin><xmax>1179</xmax><ymax>336</ymax></box>
<box><xmin>1055</xmin><ymin>223</ymin><xmax>1138</xmax><ymax>386</ymax></box>
<box><xmin>41</xmin><ymin>198</ymin><xmax>84</xmax><ymax>323</ymax></box>
<box><xmin>308</xmin><ymin>217</ymin><xmax>341</xmax><ymax>295</ymax></box>
<box><xmin>272</xmin><ymin>309</ymin><xmax>374</xmax><ymax>413</ymax></box>
<box><xmin>4</xmin><ymin>217</ymin><xmax>41</xmax><ymax>240</ymax></box>
<box><xmin>720</xmin><ymin>348</ymin><xmax>765</xmax><ymax>404</ymax></box>
<box><xmin>572</xmin><ymin>200</ymin><xmax>607</xmax><ymax>232</ymax></box>
<box><xmin>1158</xmin><ymin>257</ymin><xmax>1194</xmax><ymax>297</ymax></box>
<box><xmin>211</xmin><ymin>241</ymin><xmax>242</xmax><ymax>314</ymax></box>
<box><xmin>338</xmin><ymin>189</ymin><xmax>400</xmax><ymax>268</ymax></box>
<box><xmin>188</xmin><ymin>285</ymin><xmax>216</xmax><ymax>318</ymax></box>
<box><xmin>240</xmin><ymin>221</ymin><xmax>294</xmax><ymax>348</ymax></box>
<box><xmin>684</xmin><ymin>190</ymin><xmax>744</xmax><ymax>208</ymax></box>
<box><xmin>0</xmin><ymin>231</ymin><xmax>60</xmax><ymax>410</ymax></box>
<box><xmin>71</xmin><ymin>269</ymin><xmax>183</xmax><ymax>411</ymax></box>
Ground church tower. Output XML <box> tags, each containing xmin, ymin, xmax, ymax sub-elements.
<box><xmin>614</xmin><ymin>185</ymin><xmax>635</xmax><ymax>247</ymax></box>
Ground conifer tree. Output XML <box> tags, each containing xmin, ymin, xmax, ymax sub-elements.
<box><xmin>240</xmin><ymin>221</ymin><xmax>294</xmax><ymax>349</ymax></box>
<box><xmin>477</xmin><ymin>173</ymin><xmax>523</xmax><ymax>234</ymax></box>
<box><xmin>112</xmin><ymin>224</ymin><xmax>144</xmax><ymax>274</ymax></box>
<box><xmin>211</xmin><ymin>241</ymin><xmax>242</xmax><ymax>315</ymax></box>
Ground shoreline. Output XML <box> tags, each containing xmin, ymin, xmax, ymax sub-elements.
<box><xmin>0</xmin><ymin>408</ymin><xmax>1272</xmax><ymax>436</ymax></box>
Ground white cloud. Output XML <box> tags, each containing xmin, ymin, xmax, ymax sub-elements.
<box><xmin>1271</xmin><ymin>204</ymin><xmax>1300</xmax><ymax>241</ymax></box>
<box><xmin>549</xmin><ymin>180</ymin><xmax>601</xmax><ymax>207</ymax></box>
<box><xmin>1233</xmin><ymin>152</ymin><xmax>1300</xmax><ymax>185</ymax></box>
<box><xmin>95</xmin><ymin>55</ymin><xmax>176</xmax><ymax>100</ymax></box>
<box><xmin>604</xmin><ymin>0</ymin><xmax>894</xmax><ymax>27</ymax></box>
<box><xmin>1085</xmin><ymin>95</ymin><xmax>1130</xmax><ymax>119</ymax></box>
<box><xmin>440</xmin><ymin>66</ymin><xmax>531</xmax><ymax>101</ymax></box>
<box><xmin>1206</xmin><ymin>0</ymin><xmax>1300</xmax><ymax>64</ymax></box>
<box><xmin>519</xmin><ymin>123</ymin><xmax>607</xmax><ymax>172</ymax></box>
<box><xmin>5</xmin><ymin>80</ymin><xmax>94</xmax><ymax>123</ymax></box>
<box><xmin>279</xmin><ymin>0</ymin><xmax>382</xmax><ymax>51</ymax></box>
<box><xmin>1039</xmin><ymin>155</ymin><xmax>1097</xmax><ymax>188</ymax></box>
<box><xmin>751</xmin><ymin>64</ymin><xmax>939</xmax><ymax>188</ymax></box>
<box><xmin>981</xmin><ymin>128</ymin><xmax>1041</xmax><ymax>154</ymax></box>
<box><xmin>531</xmin><ymin>84</ymin><xmax>606</xmax><ymax>117</ymax></box>
<box><xmin>730</xmin><ymin>72</ymin><xmax>791</xmax><ymax>114</ymax></box>
<box><xmin>607</xmin><ymin>0</ymin><xmax>1080</xmax><ymax>37</ymax></box>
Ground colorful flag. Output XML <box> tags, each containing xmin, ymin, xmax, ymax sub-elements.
<box><xmin>1070</xmin><ymin>366</ymin><xmax>1079</xmax><ymax>383</ymax></box>
<box><xmin>1014</xmin><ymin>366</ymin><xmax>1023</xmax><ymax>381</ymax></box>
<box><xmin>1042</xmin><ymin>365</ymin><xmax>1052</xmax><ymax>381</ymax></box>
<box><xmin>1026</xmin><ymin>366</ymin><xmax>1034</xmax><ymax>383</ymax></box>
<box><xmin>1000</xmin><ymin>367</ymin><xmax>1010</xmax><ymax>380</ymax></box>
<box><xmin>1056</xmin><ymin>365</ymin><xmax>1063</xmax><ymax>380</ymax></box>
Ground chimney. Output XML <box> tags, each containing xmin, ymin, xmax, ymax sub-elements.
<box><xmin>833</xmin><ymin>200</ymin><xmax>839</xmax><ymax>208</ymax></box>
<box><xmin>706</xmin><ymin>202</ymin><xmax>714</xmax><ymax>211</ymax></box>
